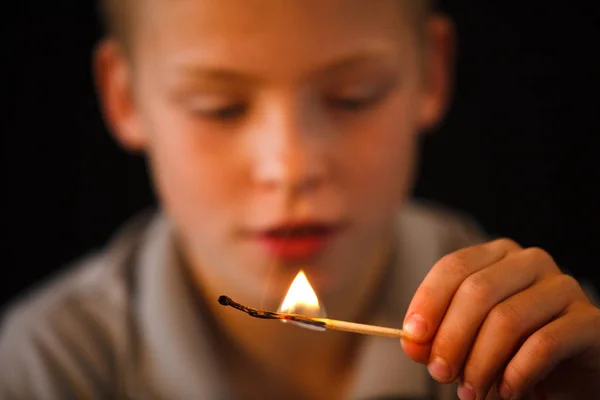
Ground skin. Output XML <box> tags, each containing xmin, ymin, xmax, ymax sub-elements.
<box><xmin>402</xmin><ymin>239</ymin><xmax>600</xmax><ymax>399</ymax></box>
<box><xmin>94</xmin><ymin>1</ymin><xmax>600</xmax><ymax>399</ymax></box>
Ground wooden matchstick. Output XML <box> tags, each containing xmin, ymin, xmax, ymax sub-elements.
<box><xmin>311</xmin><ymin>318</ymin><xmax>406</xmax><ymax>338</ymax></box>
<box><xmin>218</xmin><ymin>295</ymin><xmax>407</xmax><ymax>339</ymax></box>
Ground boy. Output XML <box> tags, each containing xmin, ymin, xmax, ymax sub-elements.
<box><xmin>1</xmin><ymin>1</ymin><xmax>599</xmax><ymax>399</ymax></box>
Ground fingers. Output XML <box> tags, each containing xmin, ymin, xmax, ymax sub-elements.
<box><xmin>499</xmin><ymin>302</ymin><xmax>600</xmax><ymax>399</ymax></box>
<box><xmin>400</xmin><ymin>339</ymin><xmax>431</xmax><ymax>364</ymax></box>
<box><xmin>401</xmin><ymin>237</ymin><xmax>600</xmax><ymax>399</ymax></box>
<box><xmin>459</xmin><ymin>274</ymin><xmax>584</xmax><ymax>399</ymax></box>
<box><xmin>425</xmin><ymin>247</ymin><xmax>560</xmax><ymax>383</ymax></box>
<box><xmin>403</xmin><ymin>239</ymin><xmax>522</xmax><ymax>342</ymax></box>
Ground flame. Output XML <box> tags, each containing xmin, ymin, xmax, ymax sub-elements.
<box><xmin>277</xmin><ymin>271</ymin><xmax>327</xmax><ymax>330</ymax></box>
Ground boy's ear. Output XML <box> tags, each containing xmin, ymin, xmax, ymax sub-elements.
<box><xmin>418</xmin><ymin>15</ymin><xmax>456</xmax><ymax>133</ymax></box>
<box><xmin>94</xmin><ymin>39</ymin><xmax>146</xmax><ymax>152</ymax></box>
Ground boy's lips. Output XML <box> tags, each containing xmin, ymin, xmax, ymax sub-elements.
<box><xmin>251</xmin><ymin>221</ymin><xmax>342</xmax><ymax>260</ymax></box>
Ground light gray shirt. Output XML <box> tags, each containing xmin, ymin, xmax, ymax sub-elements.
<box><xmin>0</xmin><ymin>202</ymin><xmax>491</xmax><ymax>400</ymax></box>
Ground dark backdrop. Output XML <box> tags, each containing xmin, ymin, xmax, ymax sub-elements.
<box><xmin>2</xmin><ymin>1</ymin><xmax>599</xmax><ymax>308</ymax></box>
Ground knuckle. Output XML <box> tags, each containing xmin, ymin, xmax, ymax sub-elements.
<box><xmin>522</xmin><ymin>246</ymin><xmax>556</xmax><ymax>268</ymax></box>
<box><xmin>431</xmin><ymin>331</ymin><xmax>460</xmax><ymax>359</ymax></box>
<box><xmin>558</xmin><ymin>273</ymin><xmax>580</xmax><ymax>289</ymax></box>
<box><xmin>488</xmin><ymin>302</ymin><xmax>523</xmax><ymax>333</ymax></box>
<box><xmin>553</xmin><ymin>274</ymin><xmax>582</xmax><ymax>296</ymax></box>
<box><xmin>583</xmin><ymin>304</ymin><xmax>600</xmax><ymax>329</ymax></box>
<box><xmin>503</xmin><ymin>330</ymin><xmax>560</xmax><ymax>398</ymax></box>
<box><xmin>592</xmin><ymin>310</ymin><xmax>600</xmax><ymax>338</ymax></box>
<box><xmin>491</xmin><ymin>237</ymin><xmax>520</xmax><ymax>250</ymax></box>
<box><xmin>418</xmin><ymin>284</ymin><xmax>437</xmax><ymax>300</ymax></box>
<box><xmin>593</xmin><ymin>307</ymin><xmax>600</xmax><ymax>325</ymax></box>
<box><xmin>461</xmin><ymin>359</ymin><xmax>487</xmax><ymax>387</ymax></box>
<box><xmin>458</xmin><ymin>272</ymin><xmax>494</xmax><ymax>302</ymax></box>
<box><xmin>503</xmin><ymin>363</ymin><xmax>527</xmax><ymax>395</ymax></box>
<box><xmin>527</xmin><ymin>330</ymin><xmax>559</xmax><ymax>365</ymax></box>
<box><xmin>438</xmin><ymin>252</ymin><xmax>472</xmax><ymax>278</ymax></box>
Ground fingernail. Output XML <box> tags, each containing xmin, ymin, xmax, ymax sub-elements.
<box><xmin>428</xmin><ymin>357</ymin><xmax>452</xmax><ymax>381</ymax></box>
<box><xmin>498</xmin><ymin>381</ymin><xmax>512</xmax><ymax>400</ymax></box>
<box><xmin>457</xmin><ymin>382</ymin><xmax>476</xmax><ymax>400</ymax></box>
<box><xmin>403</xmin><ymin>314</ymin><xmax>427</xmax><ymax>339</ymax></box>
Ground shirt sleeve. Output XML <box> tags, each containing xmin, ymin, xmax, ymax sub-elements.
<box><xmin>0</xmin><ymin>298</ymin><xmax>120</xmax><ymax>400</ymax></box>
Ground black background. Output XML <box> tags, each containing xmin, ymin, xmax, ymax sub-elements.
<box><xmin>2</xmin><ymin>1</ymin><xmax>599</xmax><ymax>308</ymax></box>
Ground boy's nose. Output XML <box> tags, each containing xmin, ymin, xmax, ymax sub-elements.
<box><xmin>254</xmin><ymin>144</ymin><xmax>325</xmax><ymax>195</ymax></box>
<box><xmin>251</xmin><ymin>107</ymin><xmax>328</xmax><ymax>196</ymax></box>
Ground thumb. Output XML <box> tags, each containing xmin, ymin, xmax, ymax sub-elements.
<box><xmin>400</xmin><ymin>338</ymin><xmax>432</xmax><ymax>364</ymax></box>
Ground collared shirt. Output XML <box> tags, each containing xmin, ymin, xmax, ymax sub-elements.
<box><xmin>0</xmin><ymin>202</ymin><xmax>488</xmax><ymax>400</ymax></box>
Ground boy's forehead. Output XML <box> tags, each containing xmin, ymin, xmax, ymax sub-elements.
<box><xmin>165</xmin><ymin>49</ymin><xmax>403</xmax><ymax>88</ymax></box>
<box><xmin>146</xmin><ymin>0</ymin><xmax>409</xmax><ymax>17</ymax></box>
<box><xmin>140</xmin><ymin>0</ymin><xmax>414</xmax><ymax>72</ymax></box>
<box><xmin>146</xmin><ymin>0</ymin><xmax>408</xmax><ymax>35</ymax></box>
<box><xmin>102</xmin><ymin>0</ymin><xmax>431</xmax><ymax>56</ymax></box>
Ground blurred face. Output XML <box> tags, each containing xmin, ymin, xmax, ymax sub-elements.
<box><xmin>99</xmin><ymin>0</ymin><xmax>452</xmax><ymax>306</ymax></box>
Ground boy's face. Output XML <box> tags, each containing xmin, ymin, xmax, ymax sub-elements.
<box><xmin>98</xmin><ymin>0</ymin><xmax>452</xmax><ymax>302</ymax></box>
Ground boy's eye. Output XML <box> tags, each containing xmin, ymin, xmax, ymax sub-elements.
<box><xmin>183</xmin><ymin>95</ymin><xmax>248</xmax><ymax>121</ymax></box>
<box><xmin>327</xmin><ymin>95</ymin><xmax>378</xmax><ymax>111</ymax></box>
<box><xmin>197</xmin><ymin>104</ymin><xmax>247</xmax><ymax>120</ymax></box>
<box><xmin>326</xmin><ymin>84</ymin><xmax>392</xmax><ymax>112</ymax></box>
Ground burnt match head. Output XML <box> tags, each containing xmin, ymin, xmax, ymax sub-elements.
<box><xmin>218</xmin><ymin>296</ymin><xmax>232</xmax><ymax>306</ymax></box>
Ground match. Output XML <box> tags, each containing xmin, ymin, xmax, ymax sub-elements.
<box><xmin>218</xmin><ymin>295</ymin><xmax>407</xmax><ymax>339</ymax></box>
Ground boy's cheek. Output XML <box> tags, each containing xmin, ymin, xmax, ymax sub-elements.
<box><xmin>147</xmin><ymin>148</ymin><xmax>233</xmax><ymax>235</ymax></box>
<box><xmin>350</xmin><ymin>157</ymin><xmax>416</xmax><ymax>216</ymax></box>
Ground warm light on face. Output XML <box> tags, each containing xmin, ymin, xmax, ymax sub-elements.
<box><xmin>278</xmin><ymin>271</ymin><xmax>327</xmax><ymax>330</ymax></box>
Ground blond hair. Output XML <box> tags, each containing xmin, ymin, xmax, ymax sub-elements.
<box><xmin>100</xmin><ymin>0</ymin><xmax>437</xmax><ymax>48</ymax></box>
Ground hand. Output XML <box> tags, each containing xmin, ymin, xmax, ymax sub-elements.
<box><xmin>401</xmin><ymin>238</ymin><xmax>600</xmax><ymax>399</ymax></box>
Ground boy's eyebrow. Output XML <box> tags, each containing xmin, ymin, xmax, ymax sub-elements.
<box><xmin>171</xmin><ymin>65</ymin><xmax>262</xmax><ymax>85</ymax></box>
<box><xmin>167</xmin><ymin>49</ymin><xmax>395</xmax><ymax>83</ymax></box>
<box><xmin>314</xmin><ymin>50</ymin><xmax>396</xmax><ymax>75</ymax></box>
